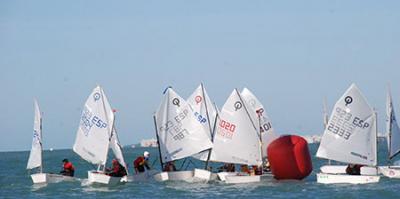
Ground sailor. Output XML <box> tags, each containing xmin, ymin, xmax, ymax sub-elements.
<box><xmin>106</xmin><ymin>159</ymin><xmax>127</xmax><ymax>177</ymax></box>
<box><xmin>163</xmin><ymin>161</ymin><xmax>177</xmax><ymax>172</ymax></box>
<box><xmin>60</xmin><ymin>159</ymin><xmax>75</xmax><ymax>177</ymax></box>
<box><xmin>133</xmin><ymin>151</ymin><xmax>151</xmax><ymax>173</ymax></box>
<box><xmin>346</xmin><ymin>164</ymin><xmax>362</xmax><ymax>175</ymax></box>
<box><xmin>218</xmin><ymin>163</ymin><xmax>235</xmax><ymax>172</ymax></box>
<box><xmin>240</xmin><ymin>164</ymin><xmax>250</xmax><ymax>174</ymax></box>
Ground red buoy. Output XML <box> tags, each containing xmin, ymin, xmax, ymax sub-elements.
<box><xmin>267</xmin><ymin>135</ymin><xmax>312</xmax><ymax>180</ymax></box>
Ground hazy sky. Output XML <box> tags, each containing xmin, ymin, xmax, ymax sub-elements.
<box><xmin>1</xmin><ymin>1</ymin><xmax>400</xmax><ymax>151</ymax></box>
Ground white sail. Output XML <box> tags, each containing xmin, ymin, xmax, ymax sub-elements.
<box><xmin>241</xmin><ymin>88</ymin><xmax>278</xmax><ymax>158</ymax></box>
<box><xmin>110</xmin><ymin>126</ymin><xmax>128</xmax><ymax>173</ymax></box>
<box><xmin>316</xmin><ymin>84</ymin><xmax>377</xmax><ymax>166</ymax></box>
<box><xmin>155</xmin><ymin>88</ymin><xmax>213</xmax><ymax>162</ymax></box>
<box><xmin>387</xmin><ymin>88</ymin><xmax>400</xmax><ymax>159</ymax></box>
<box><xmin>210</xmin><ymin>89</ymin><xmax>262</xmax><ymax>166</ymax></box>
<box><xmin>73</xmin><ymin>86</ymin><xmax>114</xmax><ymax>166</ymax></box>
<box><xmin>27</xmin><ymin>99</ymin><xmax>43</xmax><ymax>170</ymax></box>
<box><xmin>187</xmin><ymin>84</ymin><xmax>217</xmax><ymax>161</ymax></box>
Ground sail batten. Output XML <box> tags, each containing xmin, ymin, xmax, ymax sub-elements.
<box><xmin>316</xmin><ymin>84</ymin><xmax>377</xmax><ymax>166</ymax></box>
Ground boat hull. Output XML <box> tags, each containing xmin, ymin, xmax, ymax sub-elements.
<box><xmin>225</xmin><ymin>175</ymin><xmax>260</xmax><ymax>184</ymax></box>
<box><xmin>217</xmin><ymin>172</ymin><xmax>238</xmax><ymax>181</ymax></box>
<box><xmin>126</xmin><ymin>170</ymin><xmax>159</xmax><ymax>182</ymax></box>
<box><xmin>31</xmin><ymin>173</ymin><xmax>74</xmax><ymax>184</ymax></box>
<box><xmin>379</xmin><ymin>166</ymin><xmax>400</xmax><ymax>178</ymax></box>
<box><xmin>88</xmin><ymin>171</ymin><xmax>124</xmax><ymax>185</ymax></box>
<box><xmin>317</xmin><ymin>173</ymin><xmax>380</xmax><ymax>184</ymax></box>
<box><xmin>154</xmin><ymin>170</ymin><xmax>194</xmax><ymax>182</ymax></box>
<box><xmin>320</xmin><ymin>165</ymin><xmax>378</xmax><ymax>175</ymax></box>
<box><xmin>193</xmin><ymin>169</ymin><xmax>211</xmax><ymax>181</ymax></box>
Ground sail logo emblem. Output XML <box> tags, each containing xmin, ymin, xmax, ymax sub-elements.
<box><xmin>234</xmin><ymin>101</ymin><xmax>242</xmax><ymax>111</ymax></box>
<box><xmin>195</xmin><ymin>96</ymin><xmax>202</xmax><ymax>104</ymax></box>
<box><xmin>172</xmin><ymin>98</ymin><xmax>180</xmax><ymax>107</ymax></box>
<box><xmin>93</xmin><ymin>93</ymin><xmax>101</xmax><ymax>101</ymax></box>
<box><xmin>256</xmin><ymin>108</ymin><xmax>264</xmax><ymax>117</ymax></box>
<box><xmin>344</xmin><ymin>96</ymin><xmax>353</xmax><ymax>106</ymax></box>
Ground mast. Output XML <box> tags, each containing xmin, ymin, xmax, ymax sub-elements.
<box><xmin>388</xmin><ymin>96</ymin><xmax>393</xmax><ymax>165</ymax></box>
<box><xmin>153</xmin><ymin>115</ymin><xmax>164</xmax><ymax>170</ymax></box>
<box><xmin>201</xmin><ymin>83</ymin><xmax>214</xmax><ymax>169</ymax></box>
<box><xmin>205</xmin><ymin>103</ymin><xmax>219</xmax><ymax>170</ymax></box>
<box><xmin>323</xmin><ymin>98</ymin><xmax>331</xmax><ymax>165</ymax></box>
<box><xmin>375</xmin><ymin>110</ymin><xmax>378</xmax><ymax>167</ymax></box>
<box><xmin>39</xmin><ymin>106</ymin><xmax>43</xmax><ymax>173</ymax></box>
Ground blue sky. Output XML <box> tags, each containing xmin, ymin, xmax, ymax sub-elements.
<box><xmin>1</xmin><ymin>0</ymin><xmax>400</xmax><ymax>151</ymax></box>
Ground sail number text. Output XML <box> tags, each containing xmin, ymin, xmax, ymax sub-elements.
<box><xmin>327</xmin><ymin>107</ymin><xmax>370</xmax><ymax>140</ymax></box>
<box><xmin>217</xmin><ymin>119</ymin><xmax>236</xmax><ymax>139</ymax></box>
<box><xmin>159</xmin><ymin>109</ymin><xmax>190</xmax><ymax>141</ymax></box>
<box><xmin>80</xmin><ymin>107</ymin><xmax>108</xmax><ymax>136</ymax></box>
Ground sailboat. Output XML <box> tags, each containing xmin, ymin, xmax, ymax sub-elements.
<box><xmin>241</xmin><ymin>88</ymin><xmax>278</xmax><ymax>162</ymax></box>
<box><xmin>27</xmin><ymin>100</ymin><xmax>73</xmax><ymax>184</ymax></box>
<box><xmin>316</xmin><ymin>84</ymin><xmax>380</xmax><ymax>184</ymax></box>
<box><xmin>186</xmin><ymin>83</ymin><xmax>218</xmax><ymax>181</ymax></box>
<box><xmin>73</xmin><ymin>86</ymin><xmax>128</xmax><ymax>185</ymax></box>
<box><xmin>379</xmin><ymin>87</ymin><xmax>400</xmax><ymax>178</ymax></box>
<box><xmin>209</xmin><ymin>89</ymin><xmax>264</xmax><ymax>183</ymax></box>
<box><xmin>153</xmin><ymin>87</ymin><xmax>213</xmax><ymax>181</ymax></box>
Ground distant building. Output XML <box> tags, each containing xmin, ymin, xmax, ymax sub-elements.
<box><xmin>140</xmin><ymin>138</ymin><xmax>158</xmax><ymax>147</ymax></box>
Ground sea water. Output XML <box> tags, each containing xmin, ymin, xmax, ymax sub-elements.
<box><xmin>1</xmin><ymin>141</ymin><xmax>399</xmax><ymax>199</ymax></box>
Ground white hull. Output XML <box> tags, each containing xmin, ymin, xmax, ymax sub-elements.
<box><xmin>193</xmin><ymin>169</ymin><xmax>211</xmax><ymax>181</ymax></box>
<box><xmin>225</xmin><ymin>175</ymin><xmax>260</xmax><ymax>184</ymax></box>
<box><xmin>126</xmin><ymin>170</ymin><xmax>159</xmax><ymax>182</ymax></box>
<box><xmin>379</xmin><ymin>166</ymin><xmax>400</xmax><ymax>178</ymax></box>
<box><xmin>320</xmin><ymin>165</ymin><xmax>347</xmax><ymax>174</ymax></box>
<box><xmin>320</xmin><ymin>165</ymin><xmax>378</xmax><ymax>175</ymax></box>
<box><xmin>31</xmin><ymin>173</ymin><xmax>74</xmax><ymax>184</ymax></box>
<box><xmin>87</xmin><ymin>171</ymin><xmax>124</xmax><ymax>185</ymax></box>
<box><xmin>216</xmin><ymin>172</ymin><xmax>238</xmax><ymax>181</ymax></box>
<box><xmin>317</xmin><ymin>173</ymin><xmax>380</xmax><ymax>184</ymax></box>
<box><xmin>154</xmin><ymin>170</ymin><xmax>194</xmax><ymax>182</ymax></box>
<box><xmin>221</xmin><ymin>172</ymin><xmax>273</xmax><ymax>184</ymax></box>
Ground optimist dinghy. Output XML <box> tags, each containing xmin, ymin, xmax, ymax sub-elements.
<box><xmin>73</xmin><ymin>86</ymin><xmax>128</xmax><ymax>185</ymax></box>
<box><xmin>379</xmin><ymin>86</ymin><xmax>400</xmax><ymax>178</ymax></box>
<box><xmin>209</xmin><ymin>89</ymin><xmax>266</xmax><ymax>184</ymax></box>
<box><xmin>186</xmin><ymin>83</ymin><xmax>218</xmax><ymax>181</ymax></box>
<box><xmin>316</xmin><ymin>84</ymin><xmax>380</xmax><ymax>184</ymax></box>
<box><xmin>153</xmin><ymin>87</ymin><xmax>213</xmax><ymax>182</ymax></box>
<box><xmin>27</xmin><ymin>100</ymin><xmax>74</xmax><ymax>184</ymax></box>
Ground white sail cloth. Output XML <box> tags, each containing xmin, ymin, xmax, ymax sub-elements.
<box><xmin>387</xmin><ymin>88</ymin><xmax>400</xmax><ymax>159</ymax></box>
<box><xmin>210</xmin><ymin>89</ymin><xmax>262</xmax><ymax>166</ymax></box>
<box><xmin>241</xmin><ymin>88</ymin><xmax>278</xmax><ymax>158</ymax></box>
<box><xmin>73</xmin><ymin>86</ymin><xmax>115</xmax><ymax>166</ymax></box>
<box><xmin>110</xmin><ymin>126</ymin><xmax>128</xmax><ymax>173</ymax></box>
<box><xmin>155</xmin><ymin>88</ymin><xmax>213</xmax><ymax>162</ymax></box>
<box><xmin>187</xmin><ymin>84</ymin><xmax>217</xmax><ymax>161</ymax></box>
<box><xmin>316</xmin><ymin>84</ymin><xmax>377</xmax><ymax>166</ymax></box>
<box><xmin>27</xmin><ymin>99</ymin><xmax>43</xmax><ymax>170</ymax></box>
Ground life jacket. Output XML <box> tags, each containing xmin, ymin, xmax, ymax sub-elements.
<box><xmin>64</xmin><ymin>162</ymin><xmax>75</xmax><ymax>171</ymax></box>
<box><xmin>134</xmin><ymin>156</ymin><xmax>145</xmax><ymax>168</ymax></box>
